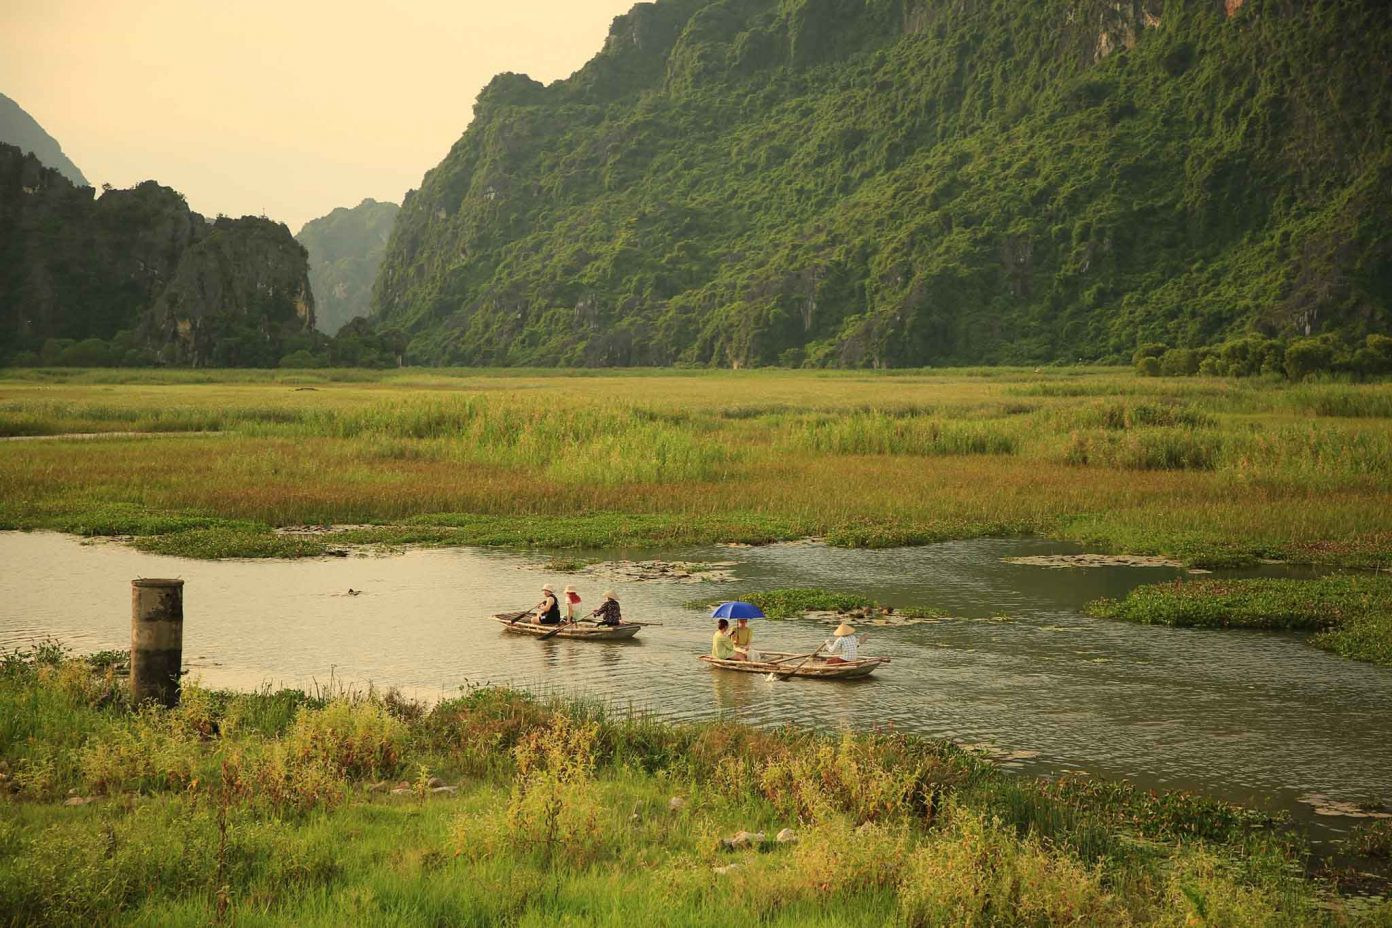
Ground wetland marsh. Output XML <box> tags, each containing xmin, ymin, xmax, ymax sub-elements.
<box><xmin>4</xmin><ymin>367</ymin><xmax>1392</xmax><ymax>925</ymax></box>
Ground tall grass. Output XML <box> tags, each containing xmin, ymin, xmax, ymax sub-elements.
<box><xmin>787</xmin><ymin>412</ymin><xmax>1020</xmax><ymax>456</ymax></box>
<box><xmin>0</xmin><ymin>368</ymin><xmax>1390</xmax><ymax>568</ymax></box>
<box><xmin>1</xmin><ymin>649</ymin><xmax>1375</xmax><ymax>927</ymax></box>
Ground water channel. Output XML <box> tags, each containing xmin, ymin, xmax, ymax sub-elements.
<box><xmin>2</xmin><ymin>530</ymin><xmax>1388</xmax><ymax>838</ymax></box>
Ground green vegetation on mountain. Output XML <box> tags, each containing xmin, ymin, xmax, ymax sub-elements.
<box><xmin>296</xmin><ymin>198</ymin><xmax>400</xmax><ymax>335</ymax></box>
<box><xmin>374</xmin><ymin>0</ymin><xmax>1392</xmax><ymax>367</ymax></box>
<box><xmin>0</xmin><ymin>144</ymin><xmax>319</xmax><ymax>367</ymax></box>
<box><xmin>0</xmin><ymin>92</ymin><xmax>88</xmax><ymax>186</ymax></box>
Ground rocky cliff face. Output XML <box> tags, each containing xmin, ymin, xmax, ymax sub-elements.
<box><xmin>141</xmin><ymin>217</ymin><xmax>315</xmax><ymax>366</ymax></box>
<box><xmin>296</xmin><ymin>199</ymin><xmax>400</xmax><ymax>335</ymax></box>
<box><xmin>0</xmin><ymin>93</ymin><xmax>88</xmax><ymax>187</ymax></box>
<box><xmin>0</xmin><ymin>144</ymin><xmax>315</xmax><ymax>365</ymax></box>
<box><xmin>373</xmin><ymin>0</ymin><xmax>1391</xmax><ymax>367</ymax></box>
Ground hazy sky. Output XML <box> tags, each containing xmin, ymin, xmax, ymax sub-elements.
<box><xmin>0</xmin><ymin>0</ymin><xmax>635</xmax><ymax>230</ymax></box>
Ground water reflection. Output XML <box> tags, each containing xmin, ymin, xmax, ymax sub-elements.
<box><xmin>0</xmin><ymin>530</ymin><xmax>1388</xmax><ymax>836</ymax></box>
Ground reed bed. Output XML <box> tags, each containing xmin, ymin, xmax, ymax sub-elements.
<box><xmin>0</xmin><ymin>368</ymin><xmax>1389</xmax><ymax>569</ymax></box>
<box><xmin>1</xmin><ymin>646</ymin><xmax>1383</xmax><ymax>927</ymax></box>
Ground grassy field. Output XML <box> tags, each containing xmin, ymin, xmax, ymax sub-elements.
<box><xmin>2</xmin><ymin>367</ymin><xmax>1391</xmax><ymax>570</ymax></box>
<box><xmin>3</xmin><ymin>645</ymin><xmax>1389</xmax><ymax>927</ymax></box>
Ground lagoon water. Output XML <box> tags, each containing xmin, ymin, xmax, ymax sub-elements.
<box><xmin>2</xmin><ymin>530</ymin><xmax>1388</xmax><ymax>836</ymax></box>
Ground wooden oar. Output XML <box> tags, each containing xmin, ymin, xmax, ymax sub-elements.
<box><xmin>775</xmin><ymin>642</ymin><xmax>825</xmax><ymax>681</ymax></box>
<box><xmin>765</xmin><ymin>633</ymin><xmax>869</xmax><ymax>666</ymax></box>
<box><xmin>498</xmin><ymin>606</ymin><xmax>537</xmax><ymax>625</ymax></box>
<box><xmin>765</xmin><ymin>650</ymin><xmax>819</xmax><ymax>666</ymax></box>
<box><xmin>537</xmin><ymin>618</ymin><xmax>574</xmax><ymax>641</ymax></box>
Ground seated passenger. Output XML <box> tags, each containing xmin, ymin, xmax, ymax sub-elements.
<box><xmin>711</xmin><ymin>618</ymin><xmax>735</xmax><ymax>660</ymax></box>
<box><xmin>730</xmin><ymin>617</ymin><xmax>754</xmax><ymax>661</ymax></box>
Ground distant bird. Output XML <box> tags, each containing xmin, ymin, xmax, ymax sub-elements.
<box><xmin>347</xmin><ymin>588</ymin><xmax>361</xmax><ymax>596</ymax></box>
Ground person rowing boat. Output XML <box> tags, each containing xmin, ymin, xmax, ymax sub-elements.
<box><xmin>823</xmin><ymin>623</ymin><xmax>865</xmax><ymax>664</ymax></box>
<box><xmin>533</xmin><ymin>584</ymin><xmax>561</xmax><ymax>625</ymax></box>
<box><xmin>588</xmin><ymin>590</ymin><xmax>622</xmax><ymax>626</ymax></box>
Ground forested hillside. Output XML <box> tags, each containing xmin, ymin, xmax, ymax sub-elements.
<box><xmin>374</xmin><ymin>0</ymin><xmax>1392</xmax><ymax>367</ymax></box>
<box><xmin>0</xmin><ymin>144</ymin><xmax>317</xmax><ymax>367</ymax></box>
<box><xmin>297</xmin><ymin>199</ymin><xmax>400</xmax><ymax>335</ymax></box>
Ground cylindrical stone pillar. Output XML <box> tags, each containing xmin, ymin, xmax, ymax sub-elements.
<box><xmin>131</xmin><ymin>579</ymin><xmax>184</xmax><ymax>707</ymax></box>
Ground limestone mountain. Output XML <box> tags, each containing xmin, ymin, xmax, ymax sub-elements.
<box><xmin>0</xmin><ymin>93</ymin><xmax>88</xmax><ymax>187</ymax></box>
<box><xmin>296</xmin><ymin>198</ymin><xmax>400</xmax><ymax>335</ymax></box>
<box><xmin>0</xmin><ymin>143</ymin><xmax>315</xmax><ymax>366</ymax></box>
<box><xmin>374</xmin><ymin>0</ymin><xmax>1392</xmax><ymax>367</ymax></box>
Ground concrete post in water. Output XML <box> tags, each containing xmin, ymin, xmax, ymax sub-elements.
<box><xmin>130</xmin><ymin>579</ymin><xmax>184</xmax><ymax>707</ymax></box>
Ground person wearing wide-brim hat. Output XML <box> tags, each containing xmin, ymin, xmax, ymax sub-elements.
<box><xmin>589</xmin><ymin>589</ymin><xmax>622</xmax><ymax>627</ymax></box>
<box><xmin>823</xmin><ymin>622</ymin><xmax>862</xmax><ymax>664</ymax></box>
<box><xmin>534</xmin><ymin>584</ymin><xmax>561</xmax><ymax>626</ymax></box>
<box><xmin>562</xmin><ymin>585</ymin><xmax>581</xmax><ymax>622</ymax></box>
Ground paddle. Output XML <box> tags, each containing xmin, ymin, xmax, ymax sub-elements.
<box><xmin>499</xmin><ymin>605</ymin><xmax>540</xmax><ymax>625</ymax></box>
<box><xmin>536</xmin><ymin>611</ymin><xmax>577</xmax><ymax>640</ymax></box>
<box><xmin>764</xmin><ymin>650</ymin><xmax>819</xmax><ymax>666</ymax></box>
<box><xmin>765</xmin><ymin>633</ymin><xmax>870</xmax><ymax>666</ymax></box>
<box><xmin>775</xmin><ymin>642</ymin><xmax>825</xmax><ymax>681</ymax></box>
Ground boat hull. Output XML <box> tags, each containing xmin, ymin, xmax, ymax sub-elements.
<box><xmin>493</xmin><ymin>615</ymin><xmax>641</xmax><ymax>640</ymax></box>
<box><xmin>699</xmin><ymin>651</ymin><xmax>887</xmax><ymax>679</ymax></box>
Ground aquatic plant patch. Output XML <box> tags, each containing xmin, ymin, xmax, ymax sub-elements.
<box><xmin>689</xmin><ymin>588</ymin><xmax>942</xmax><ymax>623</ymax></box>
<box><xmin>1087</xmin><ymin>576</ymin><xmax>1392</xmax><ymax>665</ymax></box>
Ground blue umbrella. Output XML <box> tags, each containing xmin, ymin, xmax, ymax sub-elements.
<box><xmin>711</xmin><ymin>601</ymin><xmax>765</xmax><ymax>620</ymax></box>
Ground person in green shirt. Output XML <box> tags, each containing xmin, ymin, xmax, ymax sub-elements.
<box><xmin>711</xmin><ymin>619</ymin><xmax>736</xmax><ymax>660</ymax></box>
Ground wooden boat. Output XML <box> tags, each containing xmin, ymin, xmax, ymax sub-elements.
<box><xmin>493</xmin><ymin>614</ymin><xmax>642</xmax><ymax>640</ymax></box>
<box><xmin>699</xmin><ymin>650</ymin><xmax>889</xmax><ymax>679</ymax></box>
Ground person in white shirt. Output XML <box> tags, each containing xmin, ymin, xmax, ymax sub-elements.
<box><xmin>823</xmin><ymin>623</ymin><xmax>861</xmax><ymax>664</ymax></box>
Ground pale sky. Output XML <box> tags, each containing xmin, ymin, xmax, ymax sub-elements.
<box><xmin>0</xmin><ymin>0</ymin><xmax>636</xmax><ymax>229</ymax></box>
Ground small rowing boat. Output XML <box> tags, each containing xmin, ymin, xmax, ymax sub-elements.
<box><xmin>698</xmin><ymin>650</ymin><xmax>889</xmax><ymax>679</ymax></box>
<box><xmin>493</xmin><ymin>614</ymin><xmax>643</xmax><ymax>640</ymax></box>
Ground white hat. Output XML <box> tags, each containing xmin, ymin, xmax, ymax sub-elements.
<box><xmin>603</xmin><ymin>590</ymin><xmax>617</xmax><ymax>600</ymax></box>
<box><xmin>834</xmin><ymin>623</ymin><xmax>855</xmax><ymax>637</ymax></box>
<box><xmin>542</xmin><ymin>583</ymin><xmax>554</xmax><ymax>593</ymax></box>
<box><xmin>563</xmin><ymin>585</ymin><xmax>576</xmax><ymax>594</ymax></box>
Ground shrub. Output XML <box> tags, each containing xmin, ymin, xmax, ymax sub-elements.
<box><xmin>791</xmin><ymin>816</ymin><xmax>912</xmax><ymax>896</ymax></box>
<box><xmin>1132</xmin><ymin>342</ymin><xmax>1168</xmax><ymax>365</ymax></box>
<box><xmin>284</xmin><ymin>699</ymin><xmax>407</xmax><ymax>779</ymax></box>
<box><xmin>1159</xmin><ymin>348</ymin><xmax>1201</xmax><ymax>376</ymax></box>
<box><xmin>279</xmin><ymin>349</ymin><xmax>327</xmax><ymax>368</ymax></box>
<box><xmin>1162</xmin><ymin>848</ymin><xmax>1302</xmax><ymax>927</ymax></box>
<box><xmin>221</xmin><ymin>742</ymin><xmax>349</xmax><ymax>810</ymax></box>
<box><xmin>506</xmin><ymin>715</ymin><xmax>601</xmax><ymax>862</ymax></box>
<box><xmin>1135</xmin><ymin>356</ymin><xmax>1162</xmax><ymax>377</ymax></box>
<box><xmin>1346</xmin><ymin>820</ymin><xmax>1392</xmax><ymax>860</ymax></box>
<box><xmin>78</xmin><ymin>706</ymin><xmax>206</xmax><ymax>795</ymax></box>
<box><xmin>759</xmin><ymin>733</ymin><xmax>965</xmax><ymax>824</ymax></box>
<box><xmin>1351</xmin><ymin>334</ymin><xmax>1392</xmax><ymax>377</ymax></box>
<box><xmin>898</xmin><ymin>807</ymin><xmax>1128</xmax><ymax>928</ymax></box>
<box><xmin>1284</xmin><ymin>338</ymin><xmax>1335</xmax><ymax>380</ymax></box>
